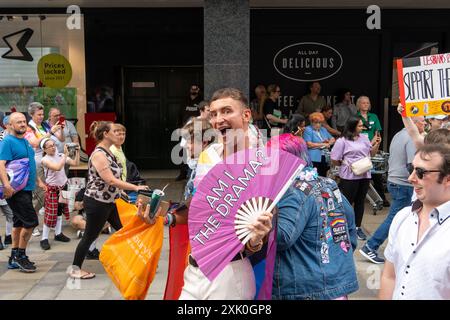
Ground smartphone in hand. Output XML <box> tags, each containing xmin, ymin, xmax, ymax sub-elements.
<box><xmin>58</xmin><ymin>115</ymin><xmax>65</xmax><ymax>127</ymax></box>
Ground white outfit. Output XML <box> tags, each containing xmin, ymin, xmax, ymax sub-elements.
<box><xmin>180</xmin><ymin>129</ymin><xmax>263</xmax><ymax>300</ymax></box>
<box><xmin>179</xmin><ymin>257</ymin><xmax>256</xmax><ymax>300</ymax></box>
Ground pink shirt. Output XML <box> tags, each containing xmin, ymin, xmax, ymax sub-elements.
<box><xmin>42</xmin><ymin>153</ymin><xmax>68</xmax><ymax>187</ymax></box>
<box><xmin>330</xmin><ymin>135</ymin><xmax>372</xmax><ymax>180</ymax></box>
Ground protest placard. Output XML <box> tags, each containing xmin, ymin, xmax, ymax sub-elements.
<box><xmin>397</xmin><ymin>53</ymin><xmax>450</xmax><ymax>117</ymax></box>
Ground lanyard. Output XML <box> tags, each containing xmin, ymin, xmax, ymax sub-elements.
<box><xmin>315</xmin><ymin>129</ymin><xmax>324</xmax><ymax>141</ymax></box>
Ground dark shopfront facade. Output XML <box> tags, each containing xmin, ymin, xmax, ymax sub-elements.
<box><xmin>93</xmin><ymin>7</ymin><xmax>450</xmax><ymax>168</ymax></box>
<box><xmin>84</xmin><ymin>9</ymin><xmax>204</xmax><ymax>168</ymax></box>
<box><xmin>2</xmin><ymin>3</ymin><xmax>450</xmax><ymax>168</ymax></box>
<box><xmin>251</xmin><ymin>9</ymin><xmax>450</xmax><ymax>151</ymax></box>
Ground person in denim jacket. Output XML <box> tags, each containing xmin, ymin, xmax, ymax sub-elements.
<box><xmin>272</xmin><ymin>167</ymin><xmax>359</xmax><ymax>300</ymax></box>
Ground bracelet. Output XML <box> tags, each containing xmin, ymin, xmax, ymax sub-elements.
<box><xmin>164</xmin><ymin>213</ymin><xmax>173</xmax><ymax>226</ymax></box>
<box><xmin>170</xmin><ymin>214</ymin><xmax>177</xmax><ymax>228</ymax></box>
<box><xmin>245</xmin><ymin>239</ymin><xmax>263</xmax><ymax>253</ymax></box>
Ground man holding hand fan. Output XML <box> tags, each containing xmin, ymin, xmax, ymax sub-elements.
<box><xmin>178</xmin><ymin>88</ymin><xmax>274</xmax><ymax>300</ymax></box>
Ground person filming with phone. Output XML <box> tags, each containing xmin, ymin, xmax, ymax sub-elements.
<box><xmin>70</xmin><ymin>121</ymin><xmax>149</xmax><ymax>280</ymax></box>
<box><xmin>46</xmin><ymin>108</ymin><xmax>80</xmax><ymax>176</ymax></box>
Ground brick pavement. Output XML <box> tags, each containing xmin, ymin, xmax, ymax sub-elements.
<box><xmin>0</xmin><ymin>170</ymin><xmax>389</xmax><ymax>300</ymax></box>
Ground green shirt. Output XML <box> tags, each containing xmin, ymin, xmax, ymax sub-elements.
<box><xmin>357</xmin><ymin>111</ymin><xmax>382</xmax><ymax>141</ymax></box>
<box><xmin>296</xmin><ymin>94</ymin><xmax>327</xmax><ymax>118</ymax></box>
<box><xmin>110</xmin><ymin>145</ymin><xmax>127</xmax><ymax>181</ymax></box>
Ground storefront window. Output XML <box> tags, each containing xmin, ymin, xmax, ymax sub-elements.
<box><xmin>0</xmin><ymin>14</ymin><xmax>86</xmax><ymax>142</ymax></box>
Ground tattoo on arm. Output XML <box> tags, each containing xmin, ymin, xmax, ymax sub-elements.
<box><xmin>97</xmin><ymin>166</ymin><xmax>110</xmax><ymax>173</ymax></box>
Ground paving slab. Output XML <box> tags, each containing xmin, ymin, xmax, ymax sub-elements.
<box><xmin>0</xmin><ymin>260</ymin><xmax>56</xmax><ymax>281</ymax></box>
<box><xmin>23</xmin><ymin>285</ymin><xmax>64</xmax><ymax>300</ymax></box>
<box><xmin>0</xmin><ymin>278</ymin><xmax>39</xmax><ymax>300</ymax></box>
<box><xmin>0</xmin><ymin>171</ymin><xmax>392</xmax><ymax>300</ymax></box>
<box><xmin>35</xmin><ymin>271</ymin><xmax>72</xmax><ymax>286</ymax></box>
<box><xmin>102</xmin><ymin>285</ymin><xmax>124</xmax><ymax>300</ymax></box>
<box><xmin>56</xmin><ymin>289</ymin><xmax>107</xmax><ymax>300</ymax></box>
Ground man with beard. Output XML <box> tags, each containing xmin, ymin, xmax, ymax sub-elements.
<box><xmin>0</xmin><ymin>112</ymin><xmax>40</xmax><ymax>272</ymax></box>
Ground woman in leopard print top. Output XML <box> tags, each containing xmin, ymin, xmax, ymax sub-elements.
<box><xmin>85</xmin><ymin>147</ymin><xmax>122</xmax><ymax>202</ymax></box>
<box><xmin>70</xmin><ymin>121</ymin><xmax>149</xmax><ymax>280</ymax></box>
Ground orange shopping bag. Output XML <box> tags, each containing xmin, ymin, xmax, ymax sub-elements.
<box><xmin>100</xmin><ymin>215</ymin><xmax>164</xmax><ymax>300</ymax></box>
<box><xmin>115</xmin><ymin>198</ymin><xmax>137</xmax><ymax>227</ymax></box>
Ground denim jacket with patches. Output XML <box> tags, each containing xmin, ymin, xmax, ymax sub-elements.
<box><xmin>272</xmin><ymin>175</ymin><xmax>359</xmax><ymax>300</ymax></box>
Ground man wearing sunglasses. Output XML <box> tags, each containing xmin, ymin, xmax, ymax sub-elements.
<box><xmin>425</xmin><ymin>114</ymin><xmax>447</xmax><ymax>132</ymax></box>
<box><xmin>379</xmin><ymin>144</ymin><xmax>450</xmax><ymax>299</ymax></box>
<box><xmin>360</xmin><ymin>117</ymin><xmax>425</xmax><ymax>264</ymax></box>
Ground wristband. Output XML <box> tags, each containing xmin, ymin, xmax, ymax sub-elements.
<box><xmin>164</xmin><ymin>213</ymin><xmax>173</xmax><ymax>226</ymax></box>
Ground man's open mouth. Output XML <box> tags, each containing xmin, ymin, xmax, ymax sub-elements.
<box><xmin>219</xmin><ymin>127</ymin><xmax>230</xmax><ymax>136</ymax></box>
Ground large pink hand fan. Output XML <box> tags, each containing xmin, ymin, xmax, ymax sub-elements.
<box><xmin>189</xmin><ymin>146</ymin><xmax>305</xmax><ymax>281</ymax></box>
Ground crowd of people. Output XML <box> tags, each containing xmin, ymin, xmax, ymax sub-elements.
<box><xmin>168</xmin><ymin>84</ymin><xmax>450</xmax><ymax>300</ymax></box>
<box><xmin>0</xmin><ymin>106</ymin><xmax>83</xmax><ymax>272</ymax></box>
<box><xmin>0</xmin><ymin>104</ymin><xmax>148</xmax><ymax>277</ymax></box>
<box><xmin>0</xmin><ymin>82</ymin><xmax>449</xmax><ymax>300</ymax></box>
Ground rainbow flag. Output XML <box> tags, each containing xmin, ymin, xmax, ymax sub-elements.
<box><xmin>330</xmin><ymin>218</ymin><xmax>346</xmax><ymax>227</ymax></box>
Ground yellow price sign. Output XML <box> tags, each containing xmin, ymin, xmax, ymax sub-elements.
<box><xmin>37</xmin><ymin>53</ymin><xmax>72</xmax><ymax>88</ymax></box>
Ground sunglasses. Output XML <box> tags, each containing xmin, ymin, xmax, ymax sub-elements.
<box><xmin>407</xmin><ymin>164</ymin><xmax>442</xmax><ymax>179</ymax></box>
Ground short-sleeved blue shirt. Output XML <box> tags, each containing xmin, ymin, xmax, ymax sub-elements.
<box><xmin>0</xmin><ymin>134</ymin><xmax>36</xmax><ymax>191</ymax></box>
<box><xmin>303</xmin><ymin>125</ymin><xmax>333</xmax><ymax>163</ymax></box>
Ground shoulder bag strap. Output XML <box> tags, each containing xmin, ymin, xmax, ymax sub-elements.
<box><xmin>96</xmin><ymin>146</ymin><xmax>118</xmax><ymax>164</ymax></box>
<box><xmin>264</xmin><ymin>115</ymin><xmax>272</xmax><ymax>130</ymax></box>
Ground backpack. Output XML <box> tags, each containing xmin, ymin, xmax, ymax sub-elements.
<box><xmin>126</xmin><ymin>159</ymin><xmax>144</xmax><ymax>184</ymax></box>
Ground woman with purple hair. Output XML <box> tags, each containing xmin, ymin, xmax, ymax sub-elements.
<box><xmin>268</xmin><ymin>116</ymin><xmax>358</xmax><ymax>300</ymax></box>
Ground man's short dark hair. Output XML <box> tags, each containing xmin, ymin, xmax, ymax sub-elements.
<box><xmin>210</xmin><ymin>87</ymin><xmax>249</xmax><ymax>109</ymax></box>
<box><xmin>417</xmin><ymin>144</ymin><xmax>450</xmax><ymax>183</ymax></box>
